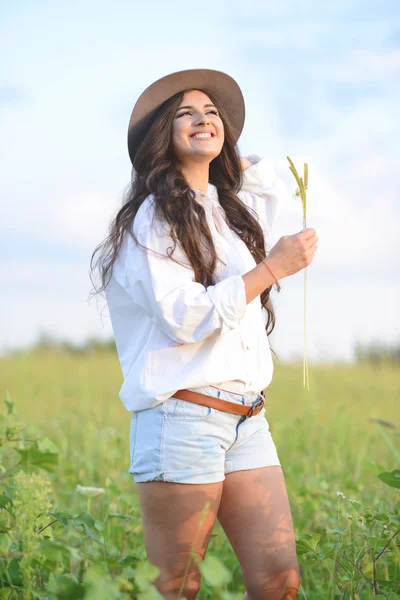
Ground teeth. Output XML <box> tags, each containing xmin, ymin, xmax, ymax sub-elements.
<box><xmin>192</xmin><ymin>133</ymin><xmax>212</xmax><ymax>139</ymax></box>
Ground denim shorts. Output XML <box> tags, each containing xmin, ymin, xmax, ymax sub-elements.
<box><xmin>129</xmin><ymin>385</ymin><xmax>280</xmax><ymax>484</ymax></box>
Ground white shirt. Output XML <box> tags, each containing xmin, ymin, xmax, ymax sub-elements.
<box><xmin>105</xmin><ymin>155</ymin><xmax>290</xmax><ymax>412</ymax></box>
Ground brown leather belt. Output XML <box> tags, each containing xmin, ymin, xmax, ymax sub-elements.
<box><xmin>173</xmin><ymin>388</ymin><xmax>265</xmax><ymax>418</ymax></box>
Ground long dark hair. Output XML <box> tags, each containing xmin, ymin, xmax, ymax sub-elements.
<box><xmin>89</xmin><ymin>88</ymin><xmax>278</xmax><ymax>337</ymax></box>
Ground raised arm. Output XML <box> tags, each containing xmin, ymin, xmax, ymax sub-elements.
<box><xmin>237</xmin><ymin>154</ymin><xmax>291</xmax><ymax>236</ymax></box>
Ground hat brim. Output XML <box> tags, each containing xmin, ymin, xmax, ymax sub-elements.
<box><xmin>127</xmin><ymin>68</ymin><xmax>245</xmax><ymax>165</ymax></box>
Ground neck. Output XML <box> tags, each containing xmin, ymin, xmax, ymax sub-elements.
<box><xmin>180</xmin><ymin>161</ymin><xmax>210</xmax><ymax>193</ymax></box>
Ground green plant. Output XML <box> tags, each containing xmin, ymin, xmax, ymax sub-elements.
<box><xmin>296</xmin><ymin>487</ymin><xmax>399</xmax><ymax>599</ymax></box>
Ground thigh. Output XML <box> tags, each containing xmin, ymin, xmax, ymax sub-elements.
<box><xmin>217</xmin><ymin>466</ymin><xmax>299</xmax><ymax>599</ymax></box>
<box><xmin>136</xmin><ymin>480</ymin><xmax>223</xmax><ymax>600</ymax></box>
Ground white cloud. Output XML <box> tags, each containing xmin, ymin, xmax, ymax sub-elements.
<box><xmin>1</xmin><ymin>3</ymin><xmax>399</xmax><ymax>359</ymax></box>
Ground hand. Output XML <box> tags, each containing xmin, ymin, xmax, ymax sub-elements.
<box><xmin>239</xmin><ymin>156</ymin><xmax>254</xmax><ymax>171</ymax></box>
<box><xmin>265</xmin><ymin>228</ymin><xmax>318</xmax><ymax>279</ymax></box>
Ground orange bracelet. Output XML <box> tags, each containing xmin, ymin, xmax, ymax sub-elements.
<box><xmin>261</xmin><ymin>259</ymin><xmax>281</xmax><ymax>292</ymax></box>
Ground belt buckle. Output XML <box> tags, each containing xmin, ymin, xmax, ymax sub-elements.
<box><xmin>247</xmin><ymin>396</ymin><xmax>265</xmax><ymax>418</ymax></box>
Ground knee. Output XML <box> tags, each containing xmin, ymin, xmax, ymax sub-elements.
<box><xmin>247</xmin><ymin>567</ymin><xmax>301</xmax><ymax>600</ymax></box>
<box><xmin>180</xmin><ymin>580</ymin><xmax>201</xmax><ymax>600</ymax></box>
<box><xmin>174</xmin><ymin>581</ymin><xmax>200</xmax><ymax>600</ymax></box>
<box><xmin>275</xmin><ymin>568</ymin><xmax>301</xmax><ymax>599</ymax></box>
<box><xmin>269</xmin><ymin>568</ymin><xmax>300</xmax><ymax>600</ymax></box>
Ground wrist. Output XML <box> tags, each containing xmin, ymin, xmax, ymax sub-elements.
<box><xmin>262</xmin><ymin>256</ymin><xmax>285</xmax><ymax>281</ymax></box>
<box><xmin>259</xmin><ymin>257</ymin><xmax>282</xmax><ymax>292</ymax></box>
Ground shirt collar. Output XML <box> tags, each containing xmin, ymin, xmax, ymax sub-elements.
<box><xmin>191</xmin><ymin>182</ymin><xmax>219</xmax><ymax>207</ymax></box>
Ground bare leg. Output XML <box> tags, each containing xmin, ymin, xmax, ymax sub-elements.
<box><xmin>135</xmin><ymin>480</ymin><xmax>223</xmax><ymax>599</ymax></box>
<box><xmin>217</xmin><ymin>466</ymin><xmax>300</xmax><ymax>600</ymax></box>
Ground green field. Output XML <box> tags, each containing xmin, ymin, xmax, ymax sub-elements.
<box><xmin>0</xmin><ymin>349</ymin><xmax>399</xmax><ymax>599</ymax></box>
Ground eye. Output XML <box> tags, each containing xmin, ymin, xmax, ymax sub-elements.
<box><xmin>176</xmin><ymin>109</ymin><xmax>219</xmax><ymax>119</ymax></box>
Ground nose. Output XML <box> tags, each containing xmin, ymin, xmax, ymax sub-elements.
<box><xmin>194</xmin><ymin>112</ymin><xmax>210</xmax><ymax>127</ymax></box>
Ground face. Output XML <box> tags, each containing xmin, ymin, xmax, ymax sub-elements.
<box><xmin>171</xmin><ymin>89</ymin><xmax>224</xmax><ymax>165</ymax></box>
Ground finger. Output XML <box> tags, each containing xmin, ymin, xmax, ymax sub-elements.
<box><xmin>305</xmin><ymin>235</ymin><xmax>318</xmax><ymax>247</ymax></box>
<box><xmin>310</xmin><ymin>236</ymin><xmax>319</xmax><ymax>246</ymax></box>
<box><xmin>300</xmin><ymin>228</ymin><xmax>316</xmax><ymax>240</ymax></box>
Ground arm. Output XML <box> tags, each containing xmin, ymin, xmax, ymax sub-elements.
<box><xmin>237</xmin><ymin>154</ymin><xmax>291</xmax><ymax>236</ymax></box>
<box><xmin>123</xmin><ymin>215</ymin><xmax>248</xmax><ymax>345</ymax></box>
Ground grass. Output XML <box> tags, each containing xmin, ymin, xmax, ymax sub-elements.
<box><xmin>0</xmin><ymin>349</ymin><xmax>399</xmax><ymax>598</ymax></box>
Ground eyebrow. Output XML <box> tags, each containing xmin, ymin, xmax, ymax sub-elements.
<box><xmin>176</xmin><ymin>103</ymin><xmax>217</xmax><ymax>111</ymax></box>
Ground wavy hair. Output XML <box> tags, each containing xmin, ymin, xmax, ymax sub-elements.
<box><xmin>89</xmin><ymin>88</ymin><xmax>278</xmax><ymax>337</ymax></box>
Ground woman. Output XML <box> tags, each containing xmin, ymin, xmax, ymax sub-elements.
<box><xmin>90</xmin><ymin>68</ymin><xmax>318</xmax><ymax>600</ymax></box>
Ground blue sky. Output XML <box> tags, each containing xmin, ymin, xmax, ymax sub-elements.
<box><xmin>1</xmin><ymin>0</ymin><xmax>399</xmax><ymax>361</ymax></box>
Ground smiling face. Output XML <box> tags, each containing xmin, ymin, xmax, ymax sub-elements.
<box><xmin>171</xmin><ymin>89</ymin><xmax>224</xmax><ymax>166</ymax></box>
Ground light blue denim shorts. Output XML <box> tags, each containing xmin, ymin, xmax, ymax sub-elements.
<box><xmin>129</xmin><ymin>385</ymin><xmax>280</xmax><ymax>484</ymax></box>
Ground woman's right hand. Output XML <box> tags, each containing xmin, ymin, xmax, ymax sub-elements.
<box><xmin>266</xmin><ymin>228</ymin><xmax>318</xmax><ymax>279</ymax></box>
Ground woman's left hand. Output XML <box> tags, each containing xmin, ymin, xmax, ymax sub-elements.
<box><xmin>239</xmin><ymin>156</ymin><xmax>254</xmax><ymax>171</ymax></box>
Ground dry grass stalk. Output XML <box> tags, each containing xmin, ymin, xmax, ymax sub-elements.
<box><xmin>286</xmin><ymin>157</ymin><xmax>310</xmax><ymax>391</ymax></box>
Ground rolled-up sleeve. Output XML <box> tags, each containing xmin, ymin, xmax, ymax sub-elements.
<box><xmin>238</xmin><ymin>154</ymin><xmax>291</xmax><ymax>236</ymax></box>
<box><xmin>123</xmin><ymin>214</ymin><xmax>247</xmax><ymax>344</ymax></box>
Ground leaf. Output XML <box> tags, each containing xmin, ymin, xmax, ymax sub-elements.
<box><xmin>48</xmin><ymin>511</ymin><xmax>70</xmax><ymax>528</ymax></box>
<box><xmin>200</xmin><ymin>554</ymin><xmax>232</xmax><ymax>587</ymax></box>
<box><xmin>17</xmin><ymin>439</ymin><xmax>59</xmax><ymax>472</ymax></box>
<box><xmin>326</xmin><ymin>527</ymin><xmax>347</xmax><ymax>535</ymax></box>
<box><xmin>296</xmin><ymin>534</ymin><xmax>321</xmax><ymax>555</ymax></box>
<box><xmin>72</xmin><ymin>512</ymin><xmax>95</xmax><ymax>528</ymax></box>
<box><xmin>0</xmin><ymin>495</ymin><xmax>12</xmax><ymax>512</ymax></box>
<box><xmin>46</xmin><ymin>573</ymin><xmax>85</xmax><ymax>599</ymax></box>
<box><xmin>35</xmin><ymin>540</ymin><xmax>71</xmax><ymax>568</ymax></box>
<box><xmin>390</xmin><ymin>514</ymin><xmax>400</xmax><ymax>526</ymax></box>
<box><xmin>375</xmin><ymin>513</ymin><xmax>390</xmax><ymax>523</ymax></box>
<box><xmin>7</xmin><ymin>557</ymin><xmax>23</xmax><ymax>587</ymax></box>
<box><xmin>365</xmin><ymin>459</ymin><xmax>386</xmax><ymax>474</ymax></box>
<box><xmin>37</xmin><ymin>437</ymin><xmax>59</xmax><ymax>454</ymax></box>
<box><xmin>72</xmin><ymin>513</ymin><xmax>100</xmax><ymax>542</ymax></box>
<box><xmin>107</xmin><ymin>512</ymin><xmax>135</xmax><ymax>521</ymax></box>
<box><xmin>119</xmin><ymin>554</ymin><xmax>142</xmax><ymax>566</ymax></box>
<box><xmin>106</xmin><ymin>480</ymin><xmax>122</xmax><ymax>496</ymax></box>
<box><xmin>83</xmin><ymin>566</ymin><xmax>122</xmax><ymax>600</ymax></box>
<box><xmin>378</xmin><ymin>469</ymin><xmax>400</xmax><ymax>489</ymax></box>
<box><xmin>134</xmin><ymin>561</ymin><xmax>160</xmax><ymax>590</ymax></box>
<box><xmin>5</xmin><ymin>391</ymin><xmax>15</xmax><ymax>416</ymax></box>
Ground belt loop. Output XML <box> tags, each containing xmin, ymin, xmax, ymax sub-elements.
<box><xmin>248</xmin><ymin>397</ymin><xmax>265</xmax><ymax>418</ymax></box>
<box><xmin>248</xmin><ymin>405</ymin><xmax>255</xmax><ymax>418</ymax></box>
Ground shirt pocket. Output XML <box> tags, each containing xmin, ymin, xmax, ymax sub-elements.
<box><xmin>163</xmin><ymin>396</ymin><xmax>213</xmax><ymax>420</ymax></box>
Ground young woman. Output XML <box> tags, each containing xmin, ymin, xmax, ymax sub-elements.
<box><xmin>90</xmin><ymin>68</ymin><xmax>318</xmax><ymax>600</ymax></box>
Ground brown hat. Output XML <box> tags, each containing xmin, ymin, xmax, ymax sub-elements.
<box><xmin>127</xmin><ymin>68</ymin><xmax>245</xmax><ymax>165</ymax></box>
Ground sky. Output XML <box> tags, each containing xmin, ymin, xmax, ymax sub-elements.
<box><xmin>1</xmin><ymin>0</ymin><xmax>399</xmax><ymax>362</ymax></box>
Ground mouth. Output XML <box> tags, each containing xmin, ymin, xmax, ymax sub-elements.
<box><xmin>190</xmin><ymin>132</ymin><xmax>215</xmax><ymax>140</ymax></box>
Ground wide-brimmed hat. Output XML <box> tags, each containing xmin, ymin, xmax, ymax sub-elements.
<box><xmin>127</xmin><ymin>68</ymin><xmax>245</xmax><ymax>165</ymax></box>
